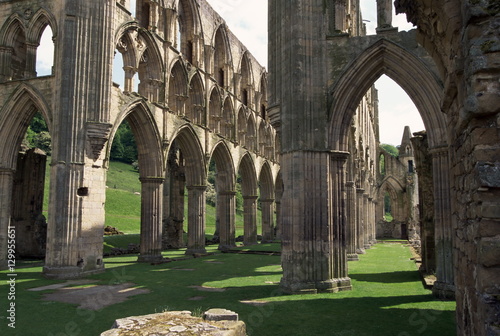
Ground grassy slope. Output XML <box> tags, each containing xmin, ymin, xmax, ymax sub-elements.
<box><xmin>43</xmin><ymin>159</ymin><xmax>261</xmax><ymax>250</ymax></box>
<box><xmin>1</xmin><ymin>243</ymin><xmax>455</xmax><ymax>336</ymax></box>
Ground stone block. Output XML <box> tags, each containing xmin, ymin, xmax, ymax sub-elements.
<box><xmin>478</xmin><ymin>237</ymin><xmax>500</xmax><ymax>267</ymax></box>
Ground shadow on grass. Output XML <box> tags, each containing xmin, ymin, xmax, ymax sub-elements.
<box><xmin>351</xmin><ymin>270</ymin><xmax>421</xmax><ymax>283</ymax></box>
<box><xmin>0</xmin><ymin>245</ymin><xmax>455</xmax><ymax>336</ymax></box>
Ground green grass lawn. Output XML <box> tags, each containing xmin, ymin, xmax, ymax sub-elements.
<box><xmin>0</xmin><ymin>243</ymin><xmax>455</xmax><ymax>336</ymax></box>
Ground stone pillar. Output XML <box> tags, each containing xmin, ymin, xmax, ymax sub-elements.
<box><xmin>346</xmin><ymin>181</ymin><xmax>359</xmax><ymax>261</ymax></box>
<box><xmin>0</xmin><ymin>168</ymin><xmax>14</xmax><ymax>270</ymax></box>
<box><xmin>368</xmin><ymin>197</ymin><xmax>376</xmax><ymax>244</ymax></box>
<box><xmin>163</xmin><ymin>153</ymin><xmax>185</xmax><ymax>249</ymax></box>
<box><xmin>363</xmin><ymin>193</ymin><xmax>371</xmax><ymax>249</ymax></box>
<box><xmin>138</xmin><ymin>177</ymin><xmax>164</xmax><ymax>263</ymax></box>
<box><xmin>261</xmin><ymin>198</ymin><xmax>275</xmax><ymax>243</ymax></box>
<box><xmin>412</xmin><ymin>135</ymin><xmax>436</xmax><ymax>274</ymax></box>
<box><xmin>186</xmin><ymin>185</ymin><xmax>207</xmax><ymax>255</ymax></box>
<box><xmin>356</xmin><ymin>188</ymin><xmax>366</xmax><ymax>254</ymax></box>
<box><xmin>431</xmin><ymin>147</ymin><xmax>455</xmax><ymax>299</ymax></box>
<box><xmin>376</xmin><ymin>0</ymin><xmax>393</xmax><ymax>29</ymax></box>
<box><xmin>280</xmin><ymin>151</ymin><xmax>351</xmax><ymax>294</ymax></box>
<box><xmin>218</xmin><ymin>190</ymin><xmax>236</xmax><ymax>250</ymax></box>
<box><xmin>25</xmin><ymin>43</ymin><xmax>38</xmax><ymax>78</ymax></box>
<box><xmin>329</xmin><ymin>151</ymin><xmax>351</xmax><ymax>287</ymax></box>
<box><xmin>0</xmin><ymin>47</ymin><xmax>13</xmax><ymax>81</ymax></box>
<box><xmin>44</xmin><ymin>1</ymin><xmax>115</xmax><ymax>278</ymax></box>
<box><xmin>275</xmin><ymin>196</ymin><xmax>282</xmax><ymax>240</ymax></box>
<box><xmin>243</xmin><ymin>195</ymin><xmax>258</xmax><ymax>246</ymax></box>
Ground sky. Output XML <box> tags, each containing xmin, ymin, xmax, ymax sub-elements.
<box><xmin>36</xmin><ymin>0</ymin><xmax>425</xmax><ymax>146</ymax></box>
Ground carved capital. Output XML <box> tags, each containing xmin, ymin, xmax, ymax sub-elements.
<box><xmin>86</xmin><ymin>122</ymin><xmax>113</xmax><ymax>161</ymax></box>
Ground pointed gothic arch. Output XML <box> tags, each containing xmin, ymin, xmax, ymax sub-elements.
<box><xmin>186</xmin><ymin>71</ymin><xmax>205</xmax><ymax>125</ymax></box>
<box><xmin>329</xmin><ymin>39</ymin><xmax>447</xmax><ymax>151</ymax></box>
<box><xmin>0</xmin><ymin>84</ymin><xmax>52</xmax><ymax>169</ymax></box>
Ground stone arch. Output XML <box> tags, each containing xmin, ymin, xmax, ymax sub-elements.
<box><xmin>257</xmin><ymin>72</ymin><xmax>268</xmax><ymax>119</ymax></box>
<box><xmin>169</xmin><ymin>125</ymin><xmax>205</xmax><ymax>186</ymax></box>
<box><xmin>208</xmin><ymin>141</ymin><xmax>236</xmax><ymax>249</ymax></box>
<box><xmin>109</xmin><ymin>100</ymin><xmax>164</xmax><ymax>179</ymax></box>
<box><xmin>186</xmin><ymin>71</ymin><xmax>204</xmax><ymax>125</ymax></box>
<box><xmin>0</xmin><ymin>84</ymin><xmax>52</xmax><ymax>169</ymax></box>
<box><xmin>0</xmin><ymin>15</ymin><xmax>28</xmax><ymax>80</ymax></box>
<box><xmin>329</xmin><ymin>39</ymin><xmax>446</xmax><ymax>151</ymax></box>
<box><xmin>239</xmin><ymin>52</ymin><xmax>253</xmax><ymax>106</ymax></box>
<box><xmin>136</xmin><ymin>31</ymin><xmax>164</xmax><ymax>102</ymax></box>
<box><xmin>259</xmin><ymin>161</ymin><xmax>275</xmax><ymax>242</ymax></box>
<box><xmin>238</xmin><ymin>152</ymin><xmax>258</xmax><ymax>245</ymax></box>
<box><xmin>213</xmin><ymin>25</ymin><xmax>232</xmax><ymax>87</ymax></box>
<box><xmin>176</xmin><ymin>0</ymin><xmax>203</xmax><ymax>65</ymax></box>
<box><xmin>208</xmin><ymin>86</ymin><xmax>222</xmax><ymax>133</ymax></box>
<box><xmin>168</xmin><ymin>60</ymin><xmax>189</xmax><ymax>115</ymax></box>
<box><xmin>169</xmin><ymin>125</ymin><xmax>206</xmax><ymax>255</ymax></box>
<box><xmin>221</xmin><ymin>96</ymin><xmax>234</xmax><ymax>139</ymax></box>
<box><xmin>377</xmin><ymin>175</ymin><xmax>405</xmax><ymax>221</ymax></box>
<box><xmin>27</xmin><ymin>8</ymin><xmax>57</xmax><ymax>44</ymax></box>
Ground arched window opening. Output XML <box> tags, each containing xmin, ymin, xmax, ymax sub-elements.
<box><xmin>222</xmin><ymin>98</ymin><xmax>233</xmax><ymax>139</ymax></box>
<box><xmin>379</xmin><ymin>153</ymin><xmax>386</xmax><ymax>177</ymax></box>
<box><xmin>14</xmin><ymin>111</ymin><xmax>51</xmax><ymax>259</ymax></box>
<box><xmin>177</xmin><ymin>0</ymin><xmax>196</xmax><ymax>64</ymax></box>
<box><xmin>112</xmin><ymin>49</ymin><xmax>125</xmax><ymax>88</ymax></box>
<box><xmin>240</xmin><ymin>54</ymin><xmax>251</xmax><ymax>106</ymax></box>
<box><xmin>214</xmin><ymin>28</ymin><xmax>227</xmax><ymax>87</ymax></box>
<box><xmin>105</xmin><ymin>118</ymin><xmax>141</xmax><ymax>250</ymax></box>
<box><xmin>36</xmin><ymin>25</ymin><xmax>54</xmax><ymax>76</ymax></box>
<box><xmin>209</xmin><ymin>89</ymin><xmax>221</xmax><ymax>133</ymax></box>
<box><xmin>408</xmin><ymin>159</ymin><xmax>414</xmax><ymax>173</ymax></box>
<box><xmin>383</xmin><ymin>191</ymin><xmax>392</xmax><ymax>222</ymax></box>
<box><xmin>242</xmin><ymin>89</ymin><xmax>248</xmax><ymax>106</ymax></box>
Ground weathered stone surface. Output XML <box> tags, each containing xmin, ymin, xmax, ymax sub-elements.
<box><xmin>100</xmin><ymin>311</ymin><xmax>246</xmax><ymax>336</ymax></box>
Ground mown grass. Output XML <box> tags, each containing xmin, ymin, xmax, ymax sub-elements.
<box><xmin>0</xmin><ymin>243</ymin><xmax>455</xmax><ymax>336</ymax></box>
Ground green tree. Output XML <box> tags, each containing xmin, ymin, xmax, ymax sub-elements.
<box><xmin>23</xmin><ymin>112</ymin><xmax>51</xmax><ymax>154</ymax></box>
<box><xmin>110</xmin><ymin>121</ymin><xmax>137</xmax><ymax>163</ymax></box>
<box><xmin>380</xmin><ymin>143</ymin><xmax>398</xmax><ymax>157</ymax></box>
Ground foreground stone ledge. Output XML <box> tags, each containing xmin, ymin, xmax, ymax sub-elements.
<box><xmin>100</xmin><ymin>310</ymin><xmax>246</xmax><ymax>336</ymax></box>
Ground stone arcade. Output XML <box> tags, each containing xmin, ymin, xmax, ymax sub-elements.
<box><xmin>0</xmin><ymin>0</ymin><xmax>499</xmax><ymax>335</ymax></box>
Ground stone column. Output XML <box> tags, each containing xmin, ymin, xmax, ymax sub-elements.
<box><xmin>25</xmin><ymin>43</ymin><xmax>38</xmax><ymax>78</ymax></box>
<box><xmin>261</xmin><ymin>198</ymin><xmax>275</xmax><ymax>243</ymax></box>
<box><xmin>346</xmin><ymin>181</ymin><xmax>358</xmax><ymax>261</ymax></box>
<box><xmin>0</xmin><ymin>168</ymin><xmax>14</xmax><ymax>270</ymax></box>
<box><xmin>368</xmin><ymin>197</ymin><xmax>376</xmax><ymax>244</ymax></box>
<box><xmin>363</xmin><ymin>193</ymin><xmax>371</xmax><ymax>249</ymax></box>
<box><xmin>431</xmin><ymin>147</ymin><xmax>455</xmax><ymax>299</ymax></box>
<box><xmin>356</xmin><ymin>188</ymin><xmax>366</xmax><ymax>254</ymax></box>
<box><xmin>218</xmin><ymin>190</ymin><xmax>236</xmax><ymax>250</ymax></box>
<box><xmin>186</xmin><ymin>185</ymin><xmax>207</xmax><ymax>255</ymax></box>
<box><xmin>163</xmin><ymin>159</ymin><xmax>185</xmax><ymax>249</ymax></box>
<box><xmin>329</xmin><ymin>151</ymin><xmax>351</xmax><ymax>287</ymax></box>
<box><xmin>138</xmin><ymin>177</ymin><xmax>164</xmax><ymax>263</ymax></box>
<box><xmin>243</xmin><ymin>195</ymin><xmax>258</xmax><ymax>246</ymax></box>
<box><xmin>275</xmin><ymin>196</ymin><xmax>282</xmax><ymax>240</ymax></box>
<box><xmin>280</xmin><ymin>151</ymin><xmax>351</xmax><ymax>294</ymax></box>
<box><xmin>0</xmin><ymin>47</ymin><xmax>13</xmax><ymax>81</ymax></box>
<box><xmin>376</xmin><ymin>0</ymin><xmax>393</xmax><ymax>29</ymax></box>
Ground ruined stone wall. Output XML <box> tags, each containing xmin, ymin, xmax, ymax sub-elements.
<box><xmin>395</xmin><ymin>0</ymin><xmax>500</xmax><ymax>333</ymax></box>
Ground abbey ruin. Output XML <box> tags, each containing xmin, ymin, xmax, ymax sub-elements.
<box><xmin>0</xmin><ymin>0</ymin><xmax>499</xmax><ymax>335</ymax></box>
